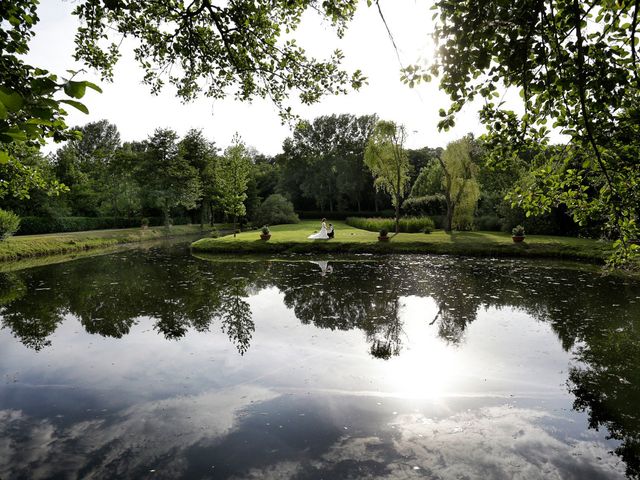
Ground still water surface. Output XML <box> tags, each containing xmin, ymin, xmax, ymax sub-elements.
<box><xmin>1</xmin><ymin>242</ymin><xmax>639</xmax><ymax>479</ymax></box>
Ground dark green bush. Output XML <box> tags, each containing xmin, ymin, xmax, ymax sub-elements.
<box><xmin>0</xmin><ymin>209</ymin><xmax>20</xmax><ymax>240</ymax></box>
<box><xmin>346</xmin><ymin>216</ymin><xmax>435</xmax><ymax>233</ymax></box>
<box><xmin>402</xmin><ymin>195</ymin><xmax>446</xmax><ymax>216</ymax></box>
<box><xmin>474</xmin><ymin>215</ymin><xmax>502</xmax><ymax>231</ymax></box>
<box><xmin>254</xmin><ymin>194</ymin><xmax>299</xmax><ymax>225</ymax></box>
<box><xmin>16</xmin><ymin>216</ymin><xmax>190</xmax><ymax>235</ymax></box>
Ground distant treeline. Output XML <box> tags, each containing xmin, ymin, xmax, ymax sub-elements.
<box><xmin>1</xmin><ymin>115</ymin><xmax>595</xmax><ymax>236</ymax></box>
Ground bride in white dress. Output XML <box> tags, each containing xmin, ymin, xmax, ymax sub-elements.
<box><xmin>308</xmin><ymin>218</ymin><xmax>329</xmax><ymax>239</ymax></box>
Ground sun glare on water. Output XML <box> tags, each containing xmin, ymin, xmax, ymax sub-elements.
<box><xmin>379</xmin><ymin>296</ymin><xmax>464</xmax><ymax>400</ymax></box>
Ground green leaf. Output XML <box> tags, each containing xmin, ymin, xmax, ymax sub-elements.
<box><xmin>59</xmin><ymin>99</ymin><xmax>89</xmax><ymax>114</ymax></box>
<box><xmin>63</xmin><ymin>81</ymin><xmax>87</xmax><ymax>99</ymax></box>
<box><xmin>0</xmin><ymin>151</ymin><xmax>9</xmax><ymax>164</ymax></box>
<box><xmin>0</xmin><ymin>102</ymin><xmax>6</xmax><ymax>120</ymax></box>
<box><xmin>0</xmin><ymin>129</ymin><xmax>28</xmax><ymax>142</ymax></box>
<box><xmin>25</xmin><ymin>118</ymin><xmax>54</xmax><ymax>126</ymax></box>
<box><xmin>84</xmin><ymin>81</ymin><xmax>103</xmax><ymax>93</ymax></box>
<box><xmin>0</xmin><ymin>87</ymin><xmax>24</xmax><ymax>112</ymax></box>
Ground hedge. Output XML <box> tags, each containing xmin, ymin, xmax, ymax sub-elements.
<box><xmin>17</xmin><ymin>216</ymin><xmax>190</xmax><ymax>235</ymax></box>
<box><xmin>345</xmin><ymin>216</ymin><xmax>435</xmax><ymax>233</ymax></box>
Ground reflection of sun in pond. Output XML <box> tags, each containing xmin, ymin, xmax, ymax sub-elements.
<box><xmin>381</xmin><ymin>296</ymin><xmax>461</xmax><ymax>399</ymax></box>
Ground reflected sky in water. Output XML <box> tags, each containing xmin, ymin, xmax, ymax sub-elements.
<box><xmin>1</xmin><ymin>244</ymin><xmax>639</xmax><ymax>479</ymax></box>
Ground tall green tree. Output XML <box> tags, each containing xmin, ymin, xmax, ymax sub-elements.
<box><xmin>52</xmin><ymin>120</ymin><xmax>121</xmax><ymax>216</ymax></box>
<box><xmin>216</xmin><ymin>134</ymin><xmax>251</xmax><ymax>236</ymax></box>
<box><xmin>403</xmin><ymin>0</ymin><xmax>640</xmax><ymax>265</ymax></box>
<box><xmin>278</xmin><ymin>114</ymin><xmax>377</xmax><ymax>212</ymax></box>
<box><xmin>179</xmin><ymin>129</ymin><xmax>218</xmax><ymax>228</ymax></box>
<box><xmin>364</xmin><ymin>120</ymin><xmax>410</xmax><ymax>233</ymax></box>
<box><xmin>143</xmin><ymin>129</ymin><xmax>201</xmax><ymax>226</ymax></box>
<box><xmin>438</xmin><ymin>137</ymin><xmax>480</xmax><ymax>232</ymax></box>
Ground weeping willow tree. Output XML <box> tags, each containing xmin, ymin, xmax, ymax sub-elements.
<box><xmin>438</xmin><ymin>137</ymin><xmax>480</xmax><ymax>232</ymax></box>
<box><xmin>364</xmin><ymin>121</ymin><xmax>410</xmax><ymax>233</ymax></box>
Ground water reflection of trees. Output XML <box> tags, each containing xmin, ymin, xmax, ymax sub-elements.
<box><xmin>1</xmin><ymin>252</ymin><xmax>640</xmax><ymax>477</ymax></box>
<box><xmin>0</xmin><ymin>251</ymin><xmax>261</xmax><ymax>355</ymax></box>
<box><xmin>272</xmin><ymin>262</ymin><xmax>404</xmax><ymax>359</ymax></box>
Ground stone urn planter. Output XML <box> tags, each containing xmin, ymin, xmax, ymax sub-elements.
<box><xmin>378</xmin><ymin>229</ymin><xmax>390</xmax><ymax>242</ymax></box>
<box><xmin>260</xmin><ymin>226</ymin><xmax>271</xmax><ymax>241</ymax></box>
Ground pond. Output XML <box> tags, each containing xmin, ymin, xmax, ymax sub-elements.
<box><xmin>1</xmin><ymin>242</ymin><xmax>639</xmax><ymax>479</ymax></box>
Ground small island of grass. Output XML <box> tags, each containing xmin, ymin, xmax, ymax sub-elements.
<box><xmin>191</xmin><ymin>220</ymin><xmax>612</xmax><ymax>263</ymax></box>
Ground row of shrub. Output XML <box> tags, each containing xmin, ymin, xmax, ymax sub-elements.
<box><xmin>346</xmin><ymin>216</ymin><xmax>435</xmax><ymax>234</ymax></box>
<box><xmin>16</xmin><ymin>216</ymin><xmax>191</xmax><ymax>235</ymax></box>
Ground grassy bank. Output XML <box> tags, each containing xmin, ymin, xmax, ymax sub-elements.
<box><xmin>192</xmin><ymin>220</ymin><xmax>612</xmax><ymax>263</ymax></box>
<box><xmin>0</xmin><ymin>225</ymin><xmax>213</xmax><ymax>262</ymax></box>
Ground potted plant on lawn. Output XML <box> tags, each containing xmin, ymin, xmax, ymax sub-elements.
<box><xmin>260</xmin><ymin>225</ymin><xmax>271</xmax><ymax>241</ymax></box>
<box><xmin>512</xmin><ymin>225</ymin><xmax>525</xmax><ymax>243</ymax></box>
<box><xmin>378</xmin><ymin>228</ymin><xmax>390</xmax><ymax>242</ymax></box>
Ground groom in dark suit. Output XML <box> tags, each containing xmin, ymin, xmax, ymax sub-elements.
<box><xmin>327</xmin><ymin>224</ymin><xmax>335</xmax><ymax>238</ymax></box>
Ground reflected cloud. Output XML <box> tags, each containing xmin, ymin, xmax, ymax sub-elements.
<box><xmin>0</xmin><ymin>386</ymin><xmax>276</xmax><ymax>479</ymax></box>
<box><xmin>234</xmin><ymin>405</ymin><xmax>626</xmax><ymax>480</ymax></box>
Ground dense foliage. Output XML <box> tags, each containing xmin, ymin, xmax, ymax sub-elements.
<box><xmin>0</xmin><ymin>209</ymin><xmax>20</xmax><ymax>240</ymax></box>
<box><xmin>278</xmin><ymin>114</ymin><xmax>378</xmax><ymax>212</ymax></box>
<box><xmin>254</xmin><ymin>194</ymin><xmax>299</xmax><ymax>226</ymax></box>
<box><xmin>402</xmin><ymin>0</ymin><xmax>640</xmax><ymax>265</ymax></box>
<box><xmin>17</xmin><ymin>216</ymin><xmax>189</xmax><ymax>235</ymax></box>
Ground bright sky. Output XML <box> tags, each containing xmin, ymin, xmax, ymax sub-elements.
<box><xmin>29</xmin><ymin>0</ymin><xmax>492</xmax><ymax>154</ymax></box>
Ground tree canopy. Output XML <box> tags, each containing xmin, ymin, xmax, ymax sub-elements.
<box><xmin>1</xmin><ymin>0</ymin><xmax>368</xmax><ymax>201</ymax></box>
<box><xmin>278</xmin><ymin>114</ymin><xmax>378</xmax><ymax>212</ymax></box>
<box><xmin>403</xmin><ymin>0</ymin><xmax>640</xmax><ymax>265</ymax></box>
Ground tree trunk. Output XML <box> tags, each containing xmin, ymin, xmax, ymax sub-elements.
<box><xmin>395</xmin><ymin>163</ymin><xmax>401</xmax><ymax>234</ymax></box>
<box><xmin>163</xmin><ymin>199</ymin><xmax>170</xmax><ymax>228</ymax></box>
<box><xmin>395</xmin><ymin>196</ymin><xmax>400</xmax><ymax>234</ymax></box>
<box><xmin>445</xmin><ymin>196</ymin><xmax>454</xmax><ymax>233</ymax></box>
<box><xmin>233</xmin><ymin>214</ymin><xmax>237</xmax><ymax>238</ymax></box>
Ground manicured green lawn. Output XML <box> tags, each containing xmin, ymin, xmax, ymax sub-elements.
<box><xmin>191</xmin><ymin>220</ymin><xmax>612</xmax><ymax>263</ymax></box>
<box><xmin>0</xmin><ymin>225</ymin><xmax>213</xmax><ymax>262</ymax></box>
